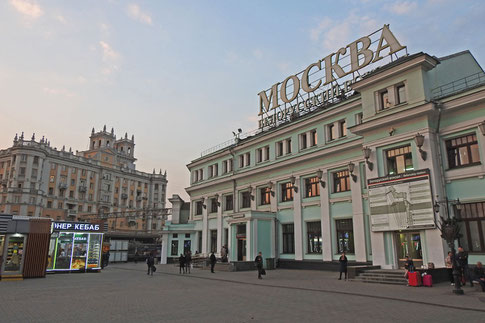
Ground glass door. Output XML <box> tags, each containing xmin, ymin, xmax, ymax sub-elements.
<box><xmin>397</xmin><ymin>232</ymin><xmax>422</xmax><ymax>269</ymax></box>
<box><xmin>87</xmin><ymin>234</ymin><xmax>102</xmax><ymax>269</ymax></box>
<box><xmin>4</xmin><ymin>235</ymin><xmax>25</xmax><ymax>273</ymax></box>
<box><xmin>54</xmin><ymin>232</ymin><xmax>74</xmax><ymax>270</ymax></box>
<box><xmin>72</xmin><ymin>233</ymin><xmax>88</xmax><ymax>270</ymax></box>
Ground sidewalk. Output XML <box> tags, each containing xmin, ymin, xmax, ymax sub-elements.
<box><xmin>140</xmin><ymin>263</ymin><xmax>485</xmax><ymax>312</ymax></box>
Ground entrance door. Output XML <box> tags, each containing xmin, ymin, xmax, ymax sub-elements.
<box><xmin>397</xmin><ymin>232</ymin><xmax>423</xmax><ymax>269</ymax></box>
<box><xmin>237</xmin><ymin>239</ymin><xmax>246</xmax><ymax>261</ymax></box>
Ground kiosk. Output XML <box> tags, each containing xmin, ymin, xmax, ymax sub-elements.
<box><xmin>47</xmin><ymin>221</ymin><xmax>103</xmax><ymax>272</ymax></box>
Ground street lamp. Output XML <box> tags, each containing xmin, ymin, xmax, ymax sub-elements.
<box><xmin>434</xmin><ymin>197</ymin><xmax>463</xmax><ymax>295</ymax></box>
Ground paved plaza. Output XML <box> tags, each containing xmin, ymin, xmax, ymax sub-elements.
<box><xmin>1</xmin><ymin>263</ymin><xmax>484</xmax><ymax>322</ymax></box>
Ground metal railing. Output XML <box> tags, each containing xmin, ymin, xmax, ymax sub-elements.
<box><xmin>431</xmin><ymin>71</ymin><xmax>485</xmax><ymax>99</ymax></box>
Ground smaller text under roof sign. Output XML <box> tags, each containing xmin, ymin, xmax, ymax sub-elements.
<box><xmin>258</xmin><ymin>24</ymin><xmax>406</xmax><ymax>129</ymax></box>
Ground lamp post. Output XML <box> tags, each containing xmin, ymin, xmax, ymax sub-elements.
<box><xmin>434</xmin><ymin>197</ymin><xmax>463</xmax><ymax>295</ymax></box>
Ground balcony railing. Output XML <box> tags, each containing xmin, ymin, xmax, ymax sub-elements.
<box><xmin>431</xmin><ymin>71</ymin><xmax>485</xmax><ymax>99</ymax></box>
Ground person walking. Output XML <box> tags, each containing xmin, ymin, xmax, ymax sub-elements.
<box><xmin>445</xmin><ymin>251</ymin><xmax>454</xmax><ymax>285</ymax></box>
<box><xmin>146</xmin><ymin>253</ymin><xmax>155</xmax><ymax>276</ymax></box>
<box><xmin>185</xmin><ymin>251</ymin><xmax>192</xmax><ymax>274</ymax></box>
<box><xmin>210</xmin><ymin>252</ymin><xmax>217</xmax><ymax>273</ymax></box>
<box><xmin>457</xmin><ymin>246</ymin><xmax>473</xmax><ymax>287</ymax></box>
<box><xmin>179</xmin><ymin>254</ymin><xmax>186</xmax><ymax>274</ymax></box>
<box><xmin>255</xmin><ymin>252</ymin><xmax>263</xmax><ymax>279</ymax></box>
<box><xmin>338</xmin><ymin>252</ymin><xmax>348</xmax><ymax>280</ymax></box>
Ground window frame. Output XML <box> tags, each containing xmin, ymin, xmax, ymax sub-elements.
<box><xmin>333</xmin><ymin>170</ymin><xmax>350</xmax><ymax>193</ymax></box>
<box><xmin>281</xmin><ymin>182</ymin><xmax>294</xmax><ymax>202</ymax></box>
<box><xmin>336</xmin><ymin>219</ymin><xmax>355</xmax><ymax>254</ymax></box>
<box><xmin>446</xmin><ymin>133</ymin><xmax>480</xmax><ymax>169</ymax></box>
<box><xmin>305</xmin><ymin>177</ymin><xmax>320</xmax><ymax>198</ymax></box>
<box><xmin>282</xmin><ymin>223</ymin><xmax>295</xmax><ymax>254</ymax></box>
<box><xmin>386</xmin><ymin>145</ymin><xmax>413</xmax><ymax>175</ymax></box>
<box><xmin>260</xmin><ymin>187</ymin><xmax>271</xmax><ymax>206</ymax></box>
<box><xmin>306</xmin><ymin>221</ymin><xmax>322</xmax><ymax>254</ymax></box>
<box><xmin>241</xmin><ymin>191</ymin><xmax>251</xmax><ymax>209</ymax></box>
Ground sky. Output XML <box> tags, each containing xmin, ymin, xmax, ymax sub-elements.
<box><xmin>1</xmin><ymin>0</ymin><xmax>484</xmax><ymax>201</ymax></box>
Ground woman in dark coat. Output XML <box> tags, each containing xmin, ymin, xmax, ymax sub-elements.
<box><xmin>255</xmin><ymin>252</ymin><xmax>263</xmax><ymax>279</ymax></box>
<box><xmin>338</xmin><ymin>252</ymin><xmax>348</xmax><ymax>280</ymax></box>
<box><xmin>210</xmin><ymin>252</ymin><xmax>217</xmax><ymax>273</ymax></box>
<box><xmin>179</xmin><ymin>254</ymin><xmax>186</xmax><ymax>274</ymax></box>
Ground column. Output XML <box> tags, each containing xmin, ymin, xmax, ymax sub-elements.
<box><xmin>320</xmin><ymin>170</ymin><xmax>332</xmax><ymax>261</ymax></box>
<box><xmin>228</xmin><ymin>224</ymin><xmax>232</xmax><ymax>262</ymax></box>
<box><xmin>293</xmin><ymin>175</ymin><xmax>303</xmax><ymax>260</ymax></box>
<box><xmin>350</xmin><ymin>164</ymin><xmax>367</xmax><ymax>262</ymax></box>
<box><xmin>216</xmin><ymin>195</ymin><xmax>223</xmax><ymax>254</ymax></box>
<box><xmin>201</xmin><ymin>197</ymin><xmax>209</xmax><ymax>255</ymax></box>
<box><xmin>253</xmin><ymin>219</ymin><xmax>258</xmax><ymax>258</ymax></box>
<box><xmin>246</xmin><ymin>220</ymin><xmax>251</xmax><ymax>261</ymax></box>
<box><xmin>161</xmin><ymin>233</ymin><xmax>168</xmax><ymax>264</ymax></box>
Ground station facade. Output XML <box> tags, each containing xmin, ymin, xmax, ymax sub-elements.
<box><xmin>162</xmin><ymin>28</ymin><xmax>485</xmax><ymax>269</ymax></box>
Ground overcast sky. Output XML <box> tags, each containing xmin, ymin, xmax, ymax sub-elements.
<box><xmin>1</xmin><ymin>0</ymin><xmax>484</xmax><ymax>201</ymax></box>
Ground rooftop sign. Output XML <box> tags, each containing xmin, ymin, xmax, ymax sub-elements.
<box><xmin>258</xmin><ymin>24</ymin><xmax>406</xmax><ymax>129</ymax></box>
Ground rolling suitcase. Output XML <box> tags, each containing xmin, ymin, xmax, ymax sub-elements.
<box><xmin>408</xmin><ymin>271</ymin><xmax>421</xmax><ymax>287</ymax></box>
<box><xmin>422</xmin><ymin>274</ymin><xmax>432</xmax><ymax>287</ymax></box>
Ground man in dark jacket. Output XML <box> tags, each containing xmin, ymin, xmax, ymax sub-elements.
<box><xmin>210</xmin><ymin>252</ymin><xmax>217</xmax><ymax>273</ymax></box>
<box><xmin>457</xmin><ymin>247</ymin><xmax>473</xmax><ymax>287</ymax></box>
<box><xmin>255</xmin><ymin>252</ymin><xmax>263</xmax><ymax>279</ymax></box>
<box><xmin>146</xmin><ymin>254</ymin><xmax>155</xmax><ymax>276</ymax></box>
<box><xmin>185</xmin><ymin>251</ymin><xmax>192</xmax><ymax>274</ymax></box>
<box><xmin>179</xmin><ymin>254</ymin><xmax>186</xmax><ymax>274</ymax></box>
<box><xmin>338</xmin><ymin>252</ymin><xmax>348</xmax><ymax>280</ymax></box>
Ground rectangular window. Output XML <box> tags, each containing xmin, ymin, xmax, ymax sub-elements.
<box><xmin>336</xmin><ymin>219</ymin><xmax>355</xmax><ymax>253</ymax></box>
<box><xmin>459</xmin><ymin>202</ymin><xmax>485</xmax><ymax>253</ymax></box>
<box><xmin>210</xmin><ymin>230</ymin><xmax>217</xmax><ymax>253</ymax></box>
<box><xmin>305</xmin><ymin>177</ymin><xmax>320</xmax><ymax>198</ymax></box>
<box><xmin>307</xmin><ymin>221</ymin><xmax>322</xmax><ymax>254</ymax></box>
<box><xmin>225</xmin><ymin>195</ymin><xmax>233</xmax><ymax>211</ymax></box>
<box><xmin>339</xmin><ymin>120</ymin><xmax>347</xmax><ymax>137</ymax></box>
<box><xmin>310</xmin><ymin>130</ymin><xmax>317</xmax><ymax>147</ymax></box>
<box><xmin>328</xmin><ymin>123</ymin><xmax>338</xmax><ymax>141</ymax></box>
<box><xmin>355</xmin><ymin>113</ymin><xmax>363</xmax><ymax>125</ymax></box>
<box><xmin>47</xmin><ymin>201</ymin><xmax>52</xmax><ymax>208</ymax></box>
<box><xmin>195</xmin><ymin>201</ymin><xmax>203</xmax><ymax>215</ymax></box>
<box><xmin>239</xmin><ymin>155</ymin><xmax>245</xmax><ymax>168</ymax></box>
<box><xmin>171</xmin><ymin>240</ymin><xmax>179</xmax><ymax>256</ymax></box>
<box><xmin>265</xmin><ymin>146</ymin><xmax>270</xmax><ymax>161</ymax></box>
<box><xmin>397</xmin><ymin>84</ymin><xmax>406</xmax><ymax>104</ymax></box>
<box><xmin>210</xmin><ymin>198</ymin><xmax>218</xmax><ymax>213</ymax></box>
<box><xmin>446</xmin><ymin>134</ymin><xmax>480</xmax><ymax>169</ymax></box>
<box><xmin>33</xmin><ymin>156</ymin><xmax>39</xmax><ymax>164</ymax></box>
<box><xmin>241</xmin><ymin>191</ymin><xmax>251</xmax><ymax>208</ymax></box>
<box><xmin>386</xmin><ymin>145</ymin><xmax>413</xmax><ymax>175</ymax></box>
<box><xmin>276</xmin><ymin>141</ymin><xmax>284</xmax><ymax>157</ymax></box>
<box><xmin>260</xmin><ymin>187</ymin><xmax>271</xmax><ymax>205</ymax></box>
<box><xmin>48</xmin><ymin>187</ymin><xmax>54</xmax><ymax>195</ymax></box>
<box><xmin>286</xmin><ymin>138</ymin><xmax>292</xmax><ymax>154</ymax></box>
<box><xmin>380</xmin><ymin>90</ymin><xmax>389</xmax><ymax>109</ymax></box>
<box><xmin>282</xmin><ymin>223</ymin><xmax>295</xmax><ymax>254</ymax></box>
<box><xmin>257</xmin><ymin>148</ymin><xmax>263</xmax><ymax>163</ymax></box>
<box><xmin>333</xmin><ymin>170</ymin><xmax>350</xmax><ymax>193</ymax></box>
<box><xmin>300</xmin><ymin>133</ymin><xmax>307</xmax><ymax>149</ymax></box>
<box><xmin>281</xmin><ymin>182</ymin><xmax>294</xmax><ymax>202</ymax></box>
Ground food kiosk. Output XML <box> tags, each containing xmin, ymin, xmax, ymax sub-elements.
<box><xmin>47</xmin><ymin>221</ymin><xmax>103</xmax><ymax>272</ymax></box>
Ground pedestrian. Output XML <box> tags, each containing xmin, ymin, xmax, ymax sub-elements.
<box><xmin>220</xmin><ymin>246</ymin><xmax>227</xmax><ymax>262</ymax></box>
<box><xmin>185</xmin><ymin>251</ymin><xmax>192</xmax><ymax>274</ymax></box>
<box><xmin>134</xmin><ymin>251</ymin><xmax>139</xmax><ymax>264</ymax></box>
<box><xmin>179</xmin><ymin>254</ymin><xmax>186</xmax><ymax>274</ymax></box>
<box><xmin>403</xmin><ymin>255</ymin><xmax>414</xmax><ymax>279</ymax></box>
<box><xmin>210</xmin><ymin>252</ymin><xmax>217</xmax><ymax>273</ymax></box>
<box><xmin>445</xmin><ymin>251</ymin><xmax>454</xmax><ymax>285</ymax></box>
<box><xmin>457</xmin><ymin>246</ymin><xmax>473</xmax><ymax>287</ymax></box>
<box><xmin>254</xmin><ymin>251</ymin><xmax>263</xmax><ymax>279</ymax></box>
<box><xmin>338</xmin><ymin>252</ymin><xmax>348</xmax><ymax>280</ymax></box>
<box><xmin>473</xmin><ymin>261</ymin><xmax>485</xmax><ymax>292</ymax></box>
<box><xmin>146</xmin><ymin>253</ymin><xmax>155</xmax><ymax>276</ymax></box>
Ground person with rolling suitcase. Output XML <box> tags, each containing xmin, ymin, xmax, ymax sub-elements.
<box><xmin>422</xmin><ymin>272</ymin><xmax>432</xmax><ymax>287</ymax></box>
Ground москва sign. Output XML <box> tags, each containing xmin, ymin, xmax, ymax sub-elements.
<box><xmin>258</xmin><ymin>24</ymin><xmax>406</xmax><ymax>129</ymax></box>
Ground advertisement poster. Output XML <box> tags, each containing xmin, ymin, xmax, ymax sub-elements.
<box><xmin>368</xmin><ymin>169</ymin><xmax>435</xmax><ymax>232</ymax></box>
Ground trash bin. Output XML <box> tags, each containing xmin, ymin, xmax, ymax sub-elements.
<box><xmin>266</xmin><ymin>258</ymin><xmax>275</xmax><ymax>270</ymax></box>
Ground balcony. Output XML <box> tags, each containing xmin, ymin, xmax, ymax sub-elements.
<box><xmin>121</xmin><ymin>193</ymin><xmax>128</xmax><ymax>199</ymax></box>
<box><xmin>78</xmin><ymin>186</ymin><xmax>87</xmax><ymax>193</ymax></box>
<box><xmin>58</xmin><ymin>183</ymin><xmax>68</xmax><ymax>190</ymax></box>
<box><xmin>127</xmin><ymin>216</ymin><xmax>137</xmax><ymax>226</ymax></box>
<box><xmin>1</xmin><ymin>179</ymin><xmax>7</xmax><ymax>186</ymax></box>
<box><xmin>136</xmin><ymin>195</ymin><xmax>142</xmax><ymax>201</ymax></box>
<box><xmin>66</xmin><ymin>209</ymin><xmax>77</xmax><ymax>220</ymax></box>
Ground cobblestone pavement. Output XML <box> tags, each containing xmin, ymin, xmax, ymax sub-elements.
<box><xmin>1</xmin><ymin>263</ymin><xmax>485</xmax><ymax>323</ymax></box>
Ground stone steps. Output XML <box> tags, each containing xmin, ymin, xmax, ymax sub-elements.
<box><xmin>352</xmin><ymin>269</ymin><xmax>407</xmax><ymax>285</ymax></box>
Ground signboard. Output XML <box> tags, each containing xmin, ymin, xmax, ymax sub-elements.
<box><xmin>51</xmin><ymin>221</ymin><xmax>101</xmax><ymax>233</ymax></box>
<box><xmin>258</xmin><ymin>24</ymin><xmax>406</xmax><ymax>129</ymax></box>
<box><xmin>368</xmin><ymin>169</ymin><xmax>435</xmax><ymax>232</ymax></box>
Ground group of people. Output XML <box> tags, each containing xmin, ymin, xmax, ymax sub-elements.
<box><xmin>445</xmin><ymin>247</ymin><xmax>485</xmax><ymax>292</ymax></box>
<box><xmin>178</xmin><ymin>251</ymin><xmax>192</xmax><ymax>274</ymax></box>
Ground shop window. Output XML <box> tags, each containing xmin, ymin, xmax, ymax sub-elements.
<box><xmin>210</xmin><ymin>230</ymin><xmax>217</xmax><ymax>253</ymax></box>
<box><xmin>386</xmin><ymin>145</ymin><xmax>413</xmax><ymax>175</ymax></box>
<box><xmin>307</xmin><ymin>221</ymin><xmax>322</xmax><ymax>254</ymax></box>
<box><xmin>225</xmin><ymin>195</ymin><xmax>233</xmax><ymax>211</ymax></box>
<box><xmin>260</xmin><ymin>187</ymin><xmax>271</xmax><ymax>205</ymax></box>
<box><xmin>171</xmin><ymin>240</ymin><xmax>179</xmax><ymax>256</ymax></box>
<box><xmin>305</xmin><ymin>177</ymin><xmax>320</xmax><ymax>197</ymax></box>
<box><xmin>333</xmin><ymin>170</ymin><xmax>350</xmax><ymax>193</ymax></box>
<box><xmin>459</xmin><ymin>202</ymin><xmax>485</xmax><ymax>253</ymax></box>
<box><xmin>396</xmin><ymin>84</ymin><xmax>407</xmax><ymax>104</ymax></box>
<box><xmin>336</xmin><ymin>219</ymin><xmax>355</xmax><ymax>254</ymax></box>
<box><xmin>281</xmin><ymin>182</ymin><xmax>294</xmax><ymax>202</ymax></box>
<box><xmin>195</xmin><ymin>201</ymin><xmax>203</xmax><ymax>215</ymax></box>
<box><xmin>446</xmin><ymin>134</ymin><xmax>480</xmax><ymax>169</ymax></box>
<box><xmin>241</xmin><ymin>191</ymin><xmax>251</xmax><ymax>209</ymax></box>
<box><xmin>282</xmin><ymin>223</ymin><xmax>295</xmax><ymax>254</ymax></box>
